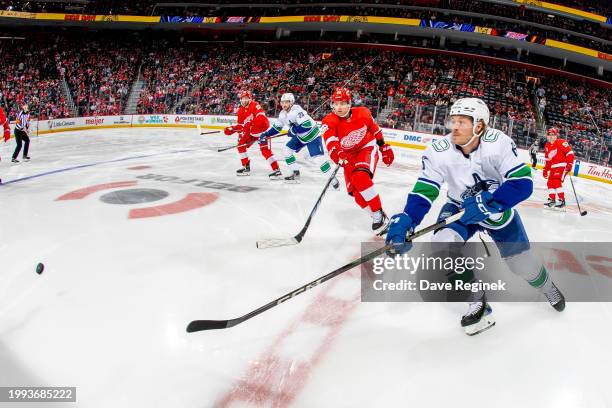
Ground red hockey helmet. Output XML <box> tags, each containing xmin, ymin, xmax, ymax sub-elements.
<box><xmin>239</xmin><ymin>90</ymin><xmax>253</xmax><ymax>99</ymax></box>
<box><xmin>547</xmin><ymin>127</ymin><xmax>559</xmax><ymax>137</ymax></box>
<box><xmin>331</xmin><ymin>87</ymin><xmax>351</xmax><ymax>103</ymax></box>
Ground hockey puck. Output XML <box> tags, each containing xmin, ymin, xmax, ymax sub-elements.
<box><xmin>36</xmin><ymin>263</ymin><xmax>45</xmax><ymax>275</ymax></box>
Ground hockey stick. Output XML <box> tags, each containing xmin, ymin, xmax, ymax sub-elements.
<box><xmin>196</xmin><ymin>124</ymin><xmax>221</xmax><ymax>135</ymax></box>
<box><xmin>568</xmin><ymin>175</ymin><xmax>587</xmax><ymax>216</ymax></box>
<box><xmin>256</xmin><ymin>164</ymin><xmax>341</xmax><ymax>249</ymax></box>
<box><xmin>217</xmin><ymin>132</ymin><xmax>288</xmax><ymax>152</ymax></box>
<box><xmin>186</xmin><ymin>210</ymin><xmax>465</xmax><ymax>332</ymax></box>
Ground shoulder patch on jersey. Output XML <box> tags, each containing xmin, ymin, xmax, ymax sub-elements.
<box><xmin>481</xmin><ymin>128</ymin><xmax>500</xmax><ymax>142</ymax></box>
<box><xmin>432</xmin><ymin>138</ymin><xmax>450</xmax><ymax>152</ymax></box>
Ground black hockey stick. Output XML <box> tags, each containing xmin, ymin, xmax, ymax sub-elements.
<box><xmin>186</xmin><ymin>210</ymin><xmax>465</xmax><ymax>332</ymax></box>
<box><xmin>216</xmin><ymin>132</ymin><xmax>287</xmax><ymax>152</ymax></box>
<box><xmin>256</xmin><ymin>164</ymin><xmax>341</xmax><ymax>249</ymax></box>
<box><xmin>568</xmin><ymin>175</ymin><xmax>587</xmax><ymax>216</ymax></box>
<box><xmin>196</xmin><ymin>125</ymin><xmax>221</xmax><ymax>135</ymax></box>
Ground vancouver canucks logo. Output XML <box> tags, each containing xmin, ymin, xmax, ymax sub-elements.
<box><xmin>461</xmin><ymin>173</ymin><xmax>499</xmax><ymax>200</ymax></box>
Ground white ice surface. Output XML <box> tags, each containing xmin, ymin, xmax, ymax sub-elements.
<box><xmin>0</xmin><ymin>128</ymin><xmax>611</xmax><ymax>408</ymax></box>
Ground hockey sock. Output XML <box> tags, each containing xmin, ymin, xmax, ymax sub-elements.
<box><xmin>260</xmin><ymin>145</ymin><xmax>279</xmax><ymax>171</ymax></box>
<box><xmin>505</xmin><ymin>252</ymin><xmax>554</xmax><ymax>294</ymax></box>
<box><xmin>548</xmin><ymin>191</ymin><xmax>556</xmax><ymax>201</ymax></box>
<box><xmin>352</xmin><ymin>170</ymin><xmax>382</xmax><ymax>213</ymax></box>
<box><xmin>557</xmin><ymin>191</ymin><xmax>565</xmax><ymax>201</ymax></box>
<box><xmin>285</xmin><ymin>154</ymin><xmax>298</xmax><ymax>172</ymax></box>
<box><xmin>353</xmin><ymin>190</ymin><xmax>369</xmax><ymax>210</ymax></box>
<box><xmin>283</xmin><ymin>145</ymin><xmax>299</xmax><ymax>172</ymax></box>
<box><xmin>239</xmin><ymin>153</ymin><xmax>249</xmax><ymax>167</ymax></box>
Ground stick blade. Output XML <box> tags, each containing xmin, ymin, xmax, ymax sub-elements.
<box><xmin>581</xmin><ymin>211</ymin><xmax>588</xmax><ymax>216</ymax></box>
<box><xmin>256</xmin><ymin>237</ymin><xmax>299</xmax><ymax>249</ymax></box>
<box><xmin>186</xmin><ymin>319</ymin><xmax>230</xmax><ymax>333</ymax></box>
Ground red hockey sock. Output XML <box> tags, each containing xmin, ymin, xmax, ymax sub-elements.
<box><xmin>351</xmin><ymin>170</ymin><xmax>382</xmax><ymax>213</ymax></box>
<box><xmin>353</xmin><ymin>191</ymin><xmax>368</xmax><ymax>209</ymax></box>
<box><xmin>558</xmin><ymin>191</ymin><xmax>565</xmax><ymax>201</ymax></box>
<box><xmin>259</xmin><ymin>146</ymin><xmax>279</xmax><ymax>170</ymax></box>
<box><xmin>548</xmin><ymin>192</ymin><xmax>556</xmax><ymax>200</ymax></box>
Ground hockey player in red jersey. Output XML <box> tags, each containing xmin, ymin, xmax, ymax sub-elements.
<box><xmin>321</xmin><ymin>87</ymin><xmax>394</xmax><ymax>232</ymax></box>
<box><xmin>543</xmin><ymin>127</ymin><xmax>574</xmax><ymax>209</ymax></box>
<box><xmin>0</xmin><ymin>106</ymin><xmax>10</xmax><ymax>184</ymax></box>
<box><xmin>224</xmin><ymin>90</ymin><xmax>282</xmax><ymax>179</ymax></box>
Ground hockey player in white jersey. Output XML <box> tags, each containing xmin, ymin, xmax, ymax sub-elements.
<box><xmin>385</xmin><ymin>98</ymin><xmax>566</xmax><ymax>335</ymax></box>
<box><xmin>259</xmin><ymin>93</ymin><xmax>339</xmax><ymax>188</ymax></box>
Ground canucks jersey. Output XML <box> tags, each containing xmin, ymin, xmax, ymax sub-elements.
<box><xmin>406</xmin><ymin>128</ymin><xmax>533</xmax><ymax>230</ymax></box>
<box><xmin>263</xmin><ymin>104</ymin><xmax>320</xmax><ymax>143</ymax></box>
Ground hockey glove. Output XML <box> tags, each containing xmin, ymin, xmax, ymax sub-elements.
<box><xmin>330</xmin><ymin>148</ymin><xmax>349</xmax><ymax>166</ymax></box>
<box><xmin>562</xmin><ymin>165</ymin><xmax>572</xmax><ymax>182</ymax></box>
<box><xmin>224</xmin><ymin>124</ymin><xmax>243</xmax><ymax>135</ymax></box>
<box><xmin>258</xmin><ymin>133</ymin><xmax>268</xmax><ymax>146</ymax></box>
<box><xmin>385</xmin><ymin>212</ymin><xmax>415</xmax><ymax>256</ymax></box>
<box><xmin>543</xmin><ymin>169</ymin><xmax>549</xmax><ymax>179</ymax></box>
<box><xmin>3</xmin><ymin>131</ymin><xmax>9</xmax><ymax>143</ymax></box>
<box><xmin>460</xmin><ymin>191</ymin><xmax>504</xmax><ymax>225</ymax></box>
<box><xmin>379</xmin><ymin>143</ymin><xmax>394</xmax><ymax>166</ymax></box>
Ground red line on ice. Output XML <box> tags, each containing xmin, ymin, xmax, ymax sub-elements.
<box><xmin>216</xmin><ymin>267</ymin><xmax>362</xmax><ymax>408</ymax></box>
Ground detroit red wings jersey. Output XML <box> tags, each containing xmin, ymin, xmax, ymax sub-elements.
<box><xmin>237</xmin><ymin>100</ymin><xmax>270</xmax><ymax>136</ymax></box>
<box><xmin>0</xmin><ymin>107</ymin><xmax>9</xmax><ymax>141</ymax></box>
<box><xmin>321</xmin><ymin>107</ymin><xmax>382</xmax><ymax>156</ymax></box>
<box><xmin>544</xmin><ymin>138</ymin><xmax>574</xmax><ymax>172</ymax></box>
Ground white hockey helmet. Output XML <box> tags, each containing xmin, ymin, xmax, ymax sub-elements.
<box><xmin>449</xmin><ymin>98</ymin><xmax>490</xmax><ymax>132</ymax></box>
<box><xmin>280</xmin><ymin>93</ymin><xmax>295</xmax><ymax>104</ymax></box>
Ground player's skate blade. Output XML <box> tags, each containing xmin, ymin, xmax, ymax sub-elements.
<box><xmin>331</xmin><ymin>177</ymin><xmax>340</xmax><ymax>190</ymax></box>
<box><xmin>269</xmin><ymin>170</ymin><xmax>283</xmax><ymax>180</ymax></box>
<box><xmin>236</xmin><ymin>162</ymin><xmax>250</xmax><ymax>176</ymax></box>
<box><xmin>462</xmin><ymin>302</ymin><xmax>495</xmax><ymax>336</ymax></box>
<box><xmin>284</xmin><ymin>170</ymin><xmax>300</xmax><ymax>184</ymax></box>
<box><xmin>544</xmin><ymin>282</ymin><xmax>566</xmax><ymax>312</ymax></box>
<box><xmin>372</xmin><ymin>210</ymin><xmax>389</xmax><ymax>235</ymax></box>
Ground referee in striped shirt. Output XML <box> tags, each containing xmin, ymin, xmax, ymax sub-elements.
<box><xmin>12</xmin><ymin>103</ymin><xmax>31</xmax><ymax>163</ymax></box>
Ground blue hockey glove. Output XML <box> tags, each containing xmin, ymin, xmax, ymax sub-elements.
<box><xmin>385</xmin><ymin>212</ymin><xmax>416</xmax><ymax>256</ymax></box>
<box><xmin>460</xmin><ymin>191</ymin><xmax>504</xmax><ymax>225</ymax></box>
<box><xmin>258</xmin><ymin>134</ymin><xmax>268</xmax><ymax>146</ymax></box>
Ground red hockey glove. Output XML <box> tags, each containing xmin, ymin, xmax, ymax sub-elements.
<box><xmin>3</xmin><ymin>131</ymin><xmax>9</xmax><ymax>143</ymax></box>
<box><xmin>224</xmin><ymin>124</ymin><xmax>243</xmax><ymax>135</ymax></box>
<box><xmin>379</xmin><ymin>143</ymin><xmax>394</xmax><ymax>166</ymax></box>
<box><xmin>330</xmin><ymin>149</ymin><xmax>348</xmax><ymax>166</ymax></box>
<box><xmin>562</xmin><ymin>168</ymin><xmax>570</xmax><ymax>182</ymax></box>
<box><xmin>543</xmin><ymin>169</ymin><xmax>549</xmax><ymax>179</ymax></box>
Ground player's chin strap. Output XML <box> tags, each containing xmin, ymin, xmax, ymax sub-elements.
<box><xmin>457</xmin><ymin>125</ymin><xmax>485</xmax><ymax>148</ymax></box>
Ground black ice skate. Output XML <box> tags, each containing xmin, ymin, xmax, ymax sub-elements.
<box><xmin>236</xmin><ymin>161</ymin><xmax>250</xmax><ymax>176</ymax></box>
<box><xmin>23</xmin><ymin>156</ymin><xmax>31</xmax><ymax>162</ymax></box>
<box><xmin>284</xmin><ymin>170</ymin><xmax>300</xmax><ymax>183</ymax></box>
<box><xmin>544</xmin><ymin>282</ymin><xmax>566</xmax><ymax>312</ymax></box>
<box><xmin>331</xmin><ymin>177</ymin><xmax>340</xmax><ymax>190</ymax></box>
<box><xmin>268</xmin><ymin>169</ymin><xmax>283</xmax><ymax>180</ymax></box>
<box><xmin>554</xmin><ymin>199</ymin><xmax>566</xmax><ymax>209</ymax></box>
<box><xmin>11</xmin><ymin>158</ymin><xmax>19</xmax><ymax>164</ymax></box>
<box><xmin>461</xmin><ymin>296</ymin><xmax>495</xmax><ymax>336</ymax></box>
<box><xmin>544</xmin><ymin>198</ymin><xmax>555</xmax><ymax>208</ymax></box>
<box><xmin>372</xmin><ymin>210</ymin><xmax>389</xmax><ymax>234</ymax></box>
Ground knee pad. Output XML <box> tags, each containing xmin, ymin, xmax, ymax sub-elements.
<box><xmin>351</xmin><ymin>168</ymin><xmax>373</xmax><ymax>191</ymax></box>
